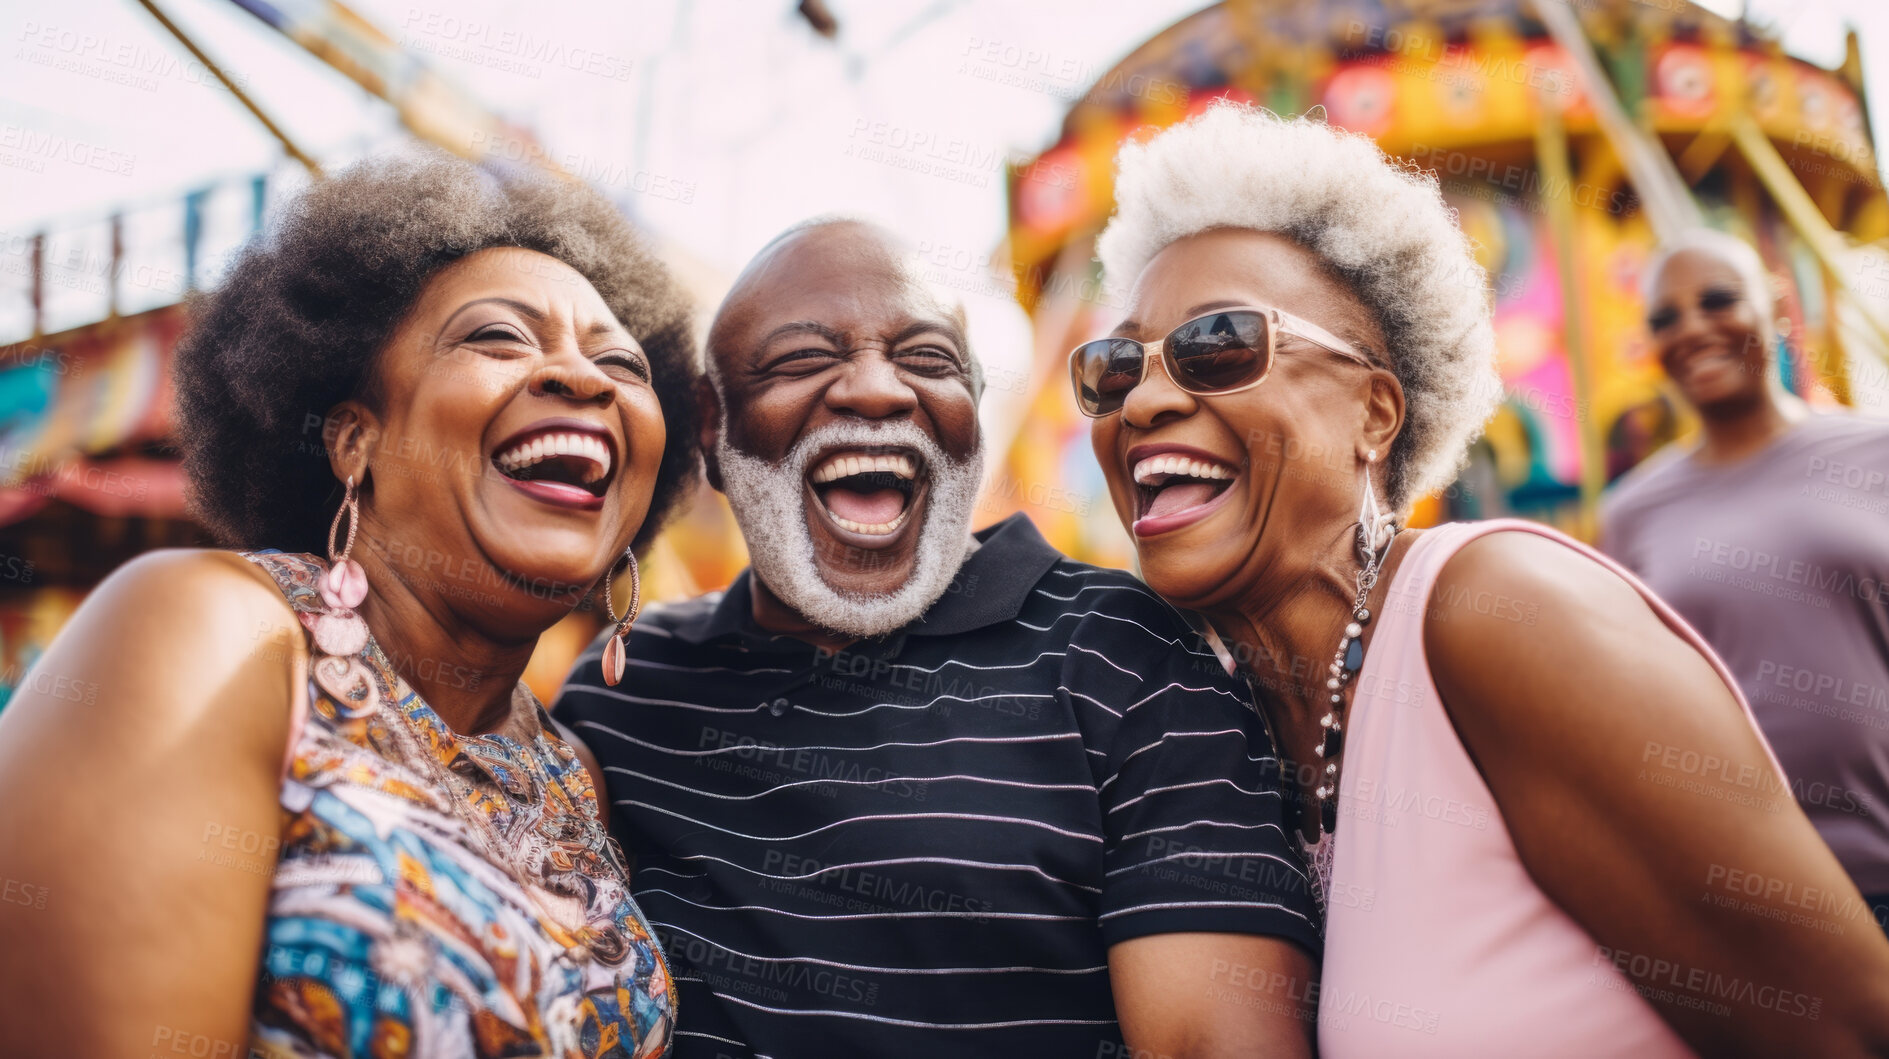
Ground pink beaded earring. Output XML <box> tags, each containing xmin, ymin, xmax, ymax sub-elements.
<box><xmin>599</xmin><ymin>550</ymin><xmax>640</xmax><ymax>687</ymax></box>
<box><xmin>305</xmin><ymin>475</ymin><xmax>378</xmax><ymax>714</ymax></box>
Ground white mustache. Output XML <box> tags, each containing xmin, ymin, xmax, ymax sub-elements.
<box><xmin>717</xmin><ymin>418</ymin><xmax>983</xmax><ymax>639</ymax></box>
<box><xmin>758</xmin><ymin>419</ymin><xmax>968</xmax><ymax>480</ymax></box>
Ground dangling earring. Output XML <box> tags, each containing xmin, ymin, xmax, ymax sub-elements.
<box><xmin>307</xmin><ymin>475</ymin><xmax>378</xmax><ymax>715</ymax></box>
<box><xmin>599</xmin><ymin>550</ymin><xmax>641</xmax><ymax>687</ymax></box>
<box><xmin>1307</xmin><ymin>450</ymin><xmax>1399</xmax><ymax>832</ymax></box>
<box><xmin>1353</xmin><ymin>449</ymin><xmax>1396</xmax><ymax>565</ymax></box>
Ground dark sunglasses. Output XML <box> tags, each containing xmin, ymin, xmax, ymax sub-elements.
<box><xmin>1068</xmin><ymin>306</ymin><xmax>1375</xmax><ymax>418</ymax></box>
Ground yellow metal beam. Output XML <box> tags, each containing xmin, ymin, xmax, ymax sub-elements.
<box><xmin>1729</xmin><ymin>112</ymin><xmax>1889</xmax><ymax>357</ymax></box>
<box><xmin>1535</xmin><ymin>96</ymin><xmax>1606</xmax><ymax>535</ymax></box>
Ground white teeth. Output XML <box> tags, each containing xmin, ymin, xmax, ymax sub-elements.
<box><xmin>829</xmin><ymin>510</ymin><xmax>910</xmax><ymax>536</ymax></box>
<box><xmin>494</xmin><ymin>430</ymin><xmax>613</xmax><ymax>484</ymax></box>
<box><xmin>809</xmin><ymin>452</ymin><xmax>919</xmax><ymax>484</ymax></box>
<box><xmin>1132</xmin><ymin>454</ymin><xmax>1236</xmax><ymax>486</ymax></box>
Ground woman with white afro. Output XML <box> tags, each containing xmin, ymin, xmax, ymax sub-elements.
<box><xmin>1070</xmin><ymin>101</ymin><xmax>1889</xmax><ymax>1058</ymax></box>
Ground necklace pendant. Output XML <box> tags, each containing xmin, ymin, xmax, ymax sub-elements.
<box><xmin>308</xmin><ymin>609</ymin><xmax>369</xmax><ymax>657</ymax></box>
<box><xmin>321</xmin><ymin>558</ymin><xmax>369</xmax><ymax>610</ymax></box>
<box><xmin>312</xmin><ymin>654</ymin><xmax>380</xmax><ymax>718</ymax></box>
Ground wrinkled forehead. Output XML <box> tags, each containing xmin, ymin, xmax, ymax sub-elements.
<box><xmin>1122</xmin><ymin>228</ymin><xmax>1383</xmax><ymax>353</ymax></box>
<box><xmin>711</xmin><ymin>225</ymin><xmax>959</xmax><ymax>367</ymax></box>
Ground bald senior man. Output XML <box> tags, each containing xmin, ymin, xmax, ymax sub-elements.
<box><xmin>556</xmin><ymin>219</ymin><xmax>1319</xmax><ymax>1059</ymax></box>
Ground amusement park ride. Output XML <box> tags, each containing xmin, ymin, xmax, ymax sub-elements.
<box><xmin>995</xmin><ymin>0</ymin><xmax>1889</xmax><ymax>565</ymax></box>
<box><xmin>2</xmin><ymin>0</ymin><xmax>1886</xmax><ymax>701</ymax></box>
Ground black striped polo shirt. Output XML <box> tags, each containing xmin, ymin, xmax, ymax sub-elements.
<box><xmin>555</xmin><ymin>513</ymin><xmax>1319</xmax><ymax>1059</ymax></box>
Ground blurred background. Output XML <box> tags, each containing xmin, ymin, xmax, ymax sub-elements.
<box><xmin>2</xmin><ymin>0</ymin><xmax>1885</xmax><ymax>706</ymax></box>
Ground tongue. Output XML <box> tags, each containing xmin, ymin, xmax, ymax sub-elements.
<box><xmin>824</xmin><ymin>487</ymin><xmax>906</xmax><ymax>527</ymax></box>
<box><xmin>1146</xmin><ymin>481</ymin><xmax>1219</xmax><ymax>519</ymax></box>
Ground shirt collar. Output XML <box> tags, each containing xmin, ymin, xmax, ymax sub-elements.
<box><xmin>672</xmin><ymin>513</ymin><xmax>1062</xmax><ymax>645</ymax></box>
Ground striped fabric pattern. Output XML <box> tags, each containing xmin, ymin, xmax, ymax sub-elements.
<box><xmin>556</xmin><ymin>514</ymin><xmax>1318</xmax><ymax>1059</ymax></box>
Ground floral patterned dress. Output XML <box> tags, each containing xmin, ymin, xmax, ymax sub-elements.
<box><xmin>245</xmin><ymin>551</ymin><xmax>672</xmax><ymax>1058</ymax></box>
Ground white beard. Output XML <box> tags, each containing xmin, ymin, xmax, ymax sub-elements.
<box><xmin>716</xmin><ymin>420</ymin><xmax>984</xmax><ymax>639</ymax></box>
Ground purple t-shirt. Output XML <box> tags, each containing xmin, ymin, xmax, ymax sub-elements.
<box><xmin>1600</xmin><ymin>414</ymin><xmax>1889</xmax><ymax>892</ymax></box>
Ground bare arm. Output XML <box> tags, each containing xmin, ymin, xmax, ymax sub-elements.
<box><xmin>0</xmin><ymin>550</ymin><xmax>299</xmax><ymax>1057</ymax></box>
<box><xmin>1428</xmin><ymin>531</ymin><xmax>1889</xmax><ymax>1057</ymax></box>
<box><xmin>1111</xmin><ymin>934</ymin><xmax>1317</xmax><ymax>1059</ymax></box>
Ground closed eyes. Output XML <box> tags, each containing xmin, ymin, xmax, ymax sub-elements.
<box><xmin>593</xmin><ymin>350</ymin><xmax>652</xmax><ymax>382</ymax></box>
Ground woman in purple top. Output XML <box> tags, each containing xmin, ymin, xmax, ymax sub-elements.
<box><xmin>1601</xmin><ymin>228</ymin><xmax>1889</xmax><ymax>936</ymax></box>
<box><xmin>1071</xmin><ymin>101</ymin><xmax>1889</xmax><ymax>1057</ymax></box>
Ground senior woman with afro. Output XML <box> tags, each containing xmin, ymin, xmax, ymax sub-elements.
<box><xmin>1071</xmin><ymin>102</ymin><xmax>1889</xmax><ymax>1058</ymax></box>
<box><xmin>0</xmin><ymin>155</ymin><xmax>696</xmax><ymax>1057</ymax></box>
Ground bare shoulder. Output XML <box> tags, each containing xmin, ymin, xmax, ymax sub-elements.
<box><xmin>89</xmin><ymin>548</ymin><xmax>301</xmax><ymax>652</ymax></box>
<box><xmin>2</xmin><ymin>548</ymin><xmax>303</xmax><ymax>762</ymax></box>
<box><xmin>94</xmin><ymin>546</ymin><xmax>291</xmax><ymax>608</ymax></box>
<box><xmin>1423</xmin><ymin>528</ymin><xmax>1688</xmax><ymax>727</ymax></box>
<box><xmin>0</xmin><ymin>550</ymin><xmax>301</xmax><ymax>1054</ymax></box>
<box><xmin>1428</xmin><ymin>529</ymin><xmax>1648</xmax><ymax>642</ymax></box>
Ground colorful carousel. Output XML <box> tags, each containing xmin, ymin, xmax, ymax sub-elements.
<box><xmin>994</xmin><ymin>0</ymin><xmax>1889</xmax><ymax>568</ymax></box>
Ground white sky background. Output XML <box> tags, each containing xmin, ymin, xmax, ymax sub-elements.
<box><xmin>2</xmin><ymin>0</ymin><xmax>1886</xmax><ymax>415</ymax></box>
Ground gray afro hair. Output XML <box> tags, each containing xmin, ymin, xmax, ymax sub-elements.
<box><xmin>1096</xmin><ymin>103</ymin><xmax>1501</xmax><ymax>510</ymax></box>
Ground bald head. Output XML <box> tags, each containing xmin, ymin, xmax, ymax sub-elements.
<box><xmin>696</xmin><ymin>217</ymin><xmax>989</xmax><ymax>639</ymax></box>
<box><xmin>705</xmin><ymin>219</ymin><xmax>979</xmax><ymax>394</ymax></box>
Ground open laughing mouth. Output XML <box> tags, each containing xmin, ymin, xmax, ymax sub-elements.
<box><xmin>1667</xmin><ymin>343</ymin><xmax>1743</xmax><ymax>384</ymax></box>
<box><xmin>1130</xmin><ymin>449</ymin><xmax>1239</xmax><ymax>536</ymax></box>
<box><xmin>491</xmin><ymin>421</ymin><xmax>617</xmax><ymax>510</ymax></box>
<box><xmin>804</xmin><ymin>447</ymin><xmax>927</xmax><ymax>545</ymax></box>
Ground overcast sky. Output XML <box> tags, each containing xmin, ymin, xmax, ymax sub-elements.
<box><xmin>3</xmin><ymin>0</ymin><xmax>1884</xmax><ymax>397</ymax></box>
<box><xmin>5</xmin><ymin>0</ymin><xmax>1885</xmax><ymax>258</ymax></box>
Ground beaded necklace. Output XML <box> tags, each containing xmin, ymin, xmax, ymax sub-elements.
<box><xmin>1243</xmin><ymin>523</ymin><xmax>1397</xmax><ymax>917</ymax></box>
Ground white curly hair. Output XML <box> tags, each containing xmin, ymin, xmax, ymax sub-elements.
<box><xmin>1096</xmin><ymin>102</ymin><xmax>1502</xmax><ymax>511</ymax></box>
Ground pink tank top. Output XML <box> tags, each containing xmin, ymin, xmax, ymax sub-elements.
<box><xmin>1317</xmin><ymin>519</ymin><xmax>1774</xmax><ymax>1058</ymax></box>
